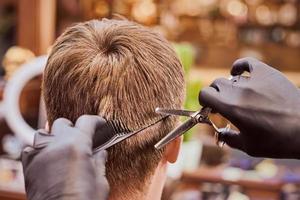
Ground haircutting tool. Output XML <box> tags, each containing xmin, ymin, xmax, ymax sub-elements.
<box><xmin>33</xmin><ymin>116</ymin><xmax>168</xmax><ymax>154</ymax></box>
<box><xmin>154</xmin><ymin>107</ymin><xmax>228</xmax><ymax>149</ymax></box>
<box><xmin>92</xmin><ymin>117</ymin><xmax>168</xmax><ymax>153</ymax></box>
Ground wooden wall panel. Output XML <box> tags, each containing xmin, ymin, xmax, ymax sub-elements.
<box><xmin>17</xmin><ymin>0</ymin><xmax>56</xmax><ymax>55</ymax></box>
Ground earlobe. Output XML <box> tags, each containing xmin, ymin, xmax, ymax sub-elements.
<box><xmin>164</xmin><ymin>136</ymin><xmax>183</xmax><ymax>163</ymax></box>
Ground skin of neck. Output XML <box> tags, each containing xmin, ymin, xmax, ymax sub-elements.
<box><xmin>145</xmin><ymin>159</ymin><xmax>168</xmax><ymax>200</ymax></box>
<box><xmin>108</xmin><ymin>159</ymin><xmax>168</xmax><ymax>200</ymax></box>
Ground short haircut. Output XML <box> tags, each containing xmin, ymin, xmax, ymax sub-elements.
<box><xmin>42</xmin><ymin>19</ymin><xmax>185</xmax><ymax>195</ymax></box>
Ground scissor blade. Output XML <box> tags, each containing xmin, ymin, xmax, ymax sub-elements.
<box><xmin>155</xmin><ymin>108</ymin><xmax>196</xmax><ymax>117</ymax></box>
<box><xmin>155</xmin><ymin>118</ymin><xmax>197</xmax><ymax>149</ymax></box>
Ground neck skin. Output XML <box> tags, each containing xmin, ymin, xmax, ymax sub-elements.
<box><xmin>108</xmin><ymin>159</ymin><xmax>168</xmax><ymax>200</ymax></box>
<box><xmin>146</xmin><ymin>160</ymin><xmax>168</xmax><ymax>200</ymax></box>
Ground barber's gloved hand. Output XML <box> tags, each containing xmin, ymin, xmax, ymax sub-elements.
<box><xmin>199</xmin><ymin>57</ymin><xmax>300</xmax><ymax>159</ymax></box>
<box><xmin>21</xmin><ymin>115</ymin><xmax>109</xmax><ymax>200</ymax></box>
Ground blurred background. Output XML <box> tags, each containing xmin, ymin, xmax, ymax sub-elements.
<box><xmin>0</xmin><ymin>0</ymin><xmax>300</xmax><ymax>199</ymax></box>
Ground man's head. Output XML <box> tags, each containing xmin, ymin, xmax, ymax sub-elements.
<box><xmin>43</xmin><ymin>19</ymin><xmax>185</xmax><ymax>197</ymax></box>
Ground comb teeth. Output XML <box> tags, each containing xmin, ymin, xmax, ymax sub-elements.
<box><xmin>108</xmin><ymin>120</ymin><xmax>131</xmax><ymax>135</ymax></box>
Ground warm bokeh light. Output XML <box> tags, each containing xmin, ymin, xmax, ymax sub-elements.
<box><xmin>132</xmin><ymin>0</ymin><xmax>157</xmax><ymax>25</ymax></box>
<box><xmin>227</xmin><ymin>0</ymin><xmax>248</xmax><ymax>17</ymax></box>
<box><xmin>255</xmin><ymin>5</ymin><xmax>276</xmax><ymax>25</ymax></box>
<box><xmin>278</xmin><ymin>3</ymin><xmax>297</xmax><ymax>26</ymax></box>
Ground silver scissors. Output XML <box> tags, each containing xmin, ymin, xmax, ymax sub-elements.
<box><xmin>154</xmin><ymin>107</ymin><xmax>229</xmax><ymax>149</ymax></box>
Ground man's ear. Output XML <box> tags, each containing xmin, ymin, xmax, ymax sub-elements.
<box><xmin>164</xmin><ymin>136</ymin><xmax>183</xmax><ymax>163</ymax></box>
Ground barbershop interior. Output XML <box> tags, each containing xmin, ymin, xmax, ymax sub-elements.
<box><xmin>0</xmin><ymin>0</ymin><xmax>300</xmax><ymax>200</ymax></box>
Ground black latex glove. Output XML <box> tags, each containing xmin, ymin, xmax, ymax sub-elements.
<box><xmin>199</xmin><ymin>57</ymin><xmax>300</xmax><ymax>159</ymax></box>
<box><xmin>21</xmin><ymin>115</ymin><xmax>109</xmax><ymax>200</ymax></box>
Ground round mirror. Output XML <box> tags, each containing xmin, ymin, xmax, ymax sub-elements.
<box><xmin>3</xmin><ymin>56</ymin><xmax>47</xmax><ymax>146</ymax></box>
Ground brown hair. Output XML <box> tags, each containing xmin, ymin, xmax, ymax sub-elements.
<box><xmin>42</xmin><ymin>19</ymin><xmax>185</xmax><ymax>197</ymax></box>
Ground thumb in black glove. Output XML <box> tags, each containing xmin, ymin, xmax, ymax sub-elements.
<box><xmin>199</xmin><ymin>57</ymin><xmax>300</xmax><ymax>159</ymax></box>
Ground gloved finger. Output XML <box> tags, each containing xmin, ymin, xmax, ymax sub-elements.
<box><xmin>93</xmin><ymin>150</ymin><xmax>108</xmax><ymax>167</ymax></box>
<box><xmin>199</xmin><ymin>86</ymin><xmax>219</xmax><ymax>108</ymax></box>
<box><xmin>21</xmin><ymin>147</ymin><xmax>40</xmax><ymax>169</ymax></box>
<box><xmin>23</xmin><ymin>129</ymin><xmax>51</xmax><ymax>166</ymax></box>
<box><xmin>218</xmin><ymin>129</ymin><xmax>244</xmax><ymax>151</ymax></box>
<box><xmin>199</xmin><ymin>78</ymin><xmax>231</xmax><ymax>113</ymax></box>
<box><xmin>37</xmin><ymin>129</ymin><xmax>49</xmax><ymax>135</ymax></box>
<box><xmin>231</xmin><ymin>57</ymin><xmax>275</xmax><ymax>79</ymax></box>
<box><xmin>75</xmin><ymin>115</ymin><xmax>107</xmax><ymax>139</ymax></box>
<box><xmin>33</xmin><ymin>131</ymin><xmax>54</xmax><ymax>149</ymax></box>
<box><xmin>93</xmin><ymin>150</ymin><xmax>109</xmax><ymax>200</ymax></box>
<box><xmin>93</xmin><ymin>150</ymin><xmax>108</xmax><ymax>178</ymax></box>
<box><xmin>231</xmin><ymin>58</ymin><xmax>252</xmax><ymax>76</ymax></box>
<box><xmin>51</xmin><ymin>118</ymin><xmax>73</xmax><ymax>136</ymax></box>
<box><xmin>211</xmin><ymin>77</ymin><xmax>232</xmax><ymax>92</ymax></box>
<box><xmin>230</xmin><ymin>75</ymin><xmax>250</xmax><ymax>85</ymax></box>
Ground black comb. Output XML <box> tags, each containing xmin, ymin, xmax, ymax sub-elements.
<box><xmin>92</xmin><ymin>116</ymin><xmax>169</xmax><ymax>153</ymax></box>
<box><xmin>92</xmin><ymin>119</ymin><xmax>131</xmax><ymax>151</ymax></box>
<box><xmin>108</xmin><ymin>120</ymin><xmax>131</xmax><ymax>134</ymax></box>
